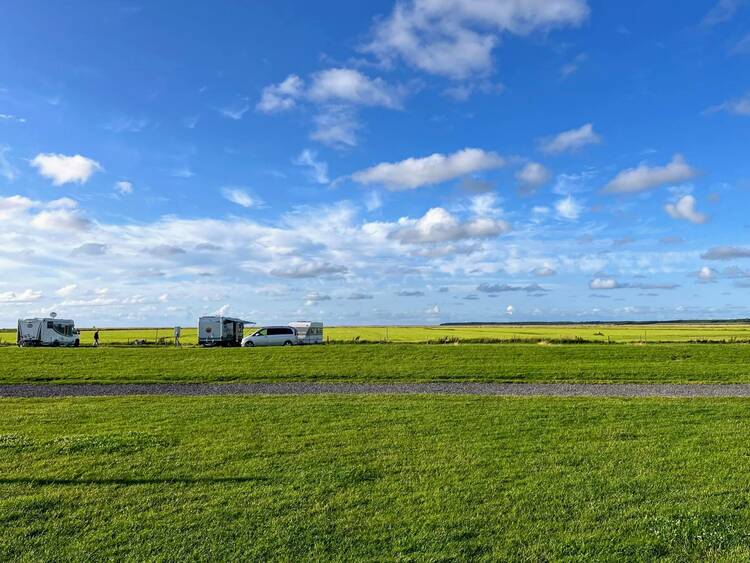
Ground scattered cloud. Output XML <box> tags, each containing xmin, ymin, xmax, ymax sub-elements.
<box><xmin>560</xmin><ymin>52</ymin><xmax>587</xmax><ymax>78</ymax></box>
<box><xmin>589</xmin><ymin>277</ymin><xmax>679</xmax><ymax>290</ymax></box>
<box><xmin>55</xmin><ymin>284</ymin><xmax>78</xmax><ymax>297</ymax></box>
<box><xmin>308</xmin><ymin>68</ymin><xmax>405</xmax><ymax>109</ymax></box>
<box><xmin>304</xmin><ymin>291</ymin><xmax>331</xmax><ymax>305</ymax></box>
<box><xmin>293</xmin><ymin>149</ymin><xmax>329</xmax><ymax>184</ymax></box>
<box><xmin>696</xmin><ymin>266</ymin><xmax>717</xmax><ymax>282</ymax></box>
<box><xmin>506</xmin><ymin>304</ymin><xmax>514</xmax><ymax>316</ymax></box>
<box><xmin>31</xmin><ymin>153</ymin><xmax>102</xmax><ymax>185</ymax></box>
<box><xmin>389</xmin><ymin>207</ymin><xmax>510</xmax><ymax>244</ymax></box>
<box><xmin>352</xmin><ymin>148</ymin><xmax>504</xmax><ymax>190</ymax></box>
<box><xmin>72</xmin><ymin>243</ymin><xmax>108</xmax><ymax>256</ymax></box>
<box><xmin>478</xmin><ymin>283</ymin><xmax>547</xmax><ymax>293</ymax></box>
<box><xmin>397</xmin><ymin>290</ymin><xmax>425</xmax><ymax>297</ymax></box>
<box><xmin>31</xmin><ymin>209</ymin><xmax>91</xmax><ymax>231</ymax></box>
<box><xmin>270</xmin><ymin>262</ymin><xmax>348</xmax><ymax>278</ymax></box>
<box><xmin>701</xmin><ymin>246</ymin><xmax>750</xmax><ymax>260</ymax></box>
<box><xmin>555</xmin><ymin>195</ymin><xmax>583</xmax><ymax>220</ymax></box>
<box><xmin>115</xmin><ymin>180</ymin><xmax>133</xmax><ymax>195</ymax></box>
<box><xmin>256</xmin><ymin>75</ymin><xmax>305</xmax><ymax>113</ymax></box>
<box><xmin>310</xmin><ymin>105</ymin><xmax>360</xmax><ymax>148</ymax></box>
<box><xmin>347</xmin><ymin>292</ymin><xmax>374</xmax><ymax>300</ymax></box>
<box><xmin>533</xmin><ymin>266</ymin><xmax>557</xmax><ymax>277</ymax></box>
<box><xmin>665</xmin><ymin>195</ymin><xmax>708</xmax><ymax>224</ymax></box>
<box><xmin>540</xmin><ymin>123</ymin><xmax>601</xmax><ymax>154</ymax></box>
<box><xmin>363</xmin><ymin>0</ymin><xmax>589</xmax><ymax>79</ymax></box>
<box><xmin>0</xmin><ymin>113</ymin><xmax>26</xmax><ymax>123</ymax></box>
<box><xmin>516</xmin><ymin>162</ymin><xmax>551</xmax><ymax>192</ymax></box>
<box><xmin>705</xmin><ymin>93</ymin><xmax>750</xmax><ymax>116</ymax></box>
<box><xmin>222</xmin><ymin>187</ymin><xmax>262</xmax><ymax>209</ymax></box>
<box><xmin>0</xmin><ymin>289</ymin><xmax>42</xmax><ymax>303</ymax></box>
<box><xmin>0</xmin><ymin>146</ymin><xmax>19</xmax><ymax>181</ymax></box>
<box><xmin>219</xmin><ymin>98</ymin><xmax>250</xmax><ymax>120</ymax></box>
<box><xmin>602</xmin><ymin>155</ymin><xmax>697</xmax><ymax>194</ymax></box>
<box><xmin>701</xmin><ymin>0</ymin><xmax>745</xmax><ymax>27</ymax></box>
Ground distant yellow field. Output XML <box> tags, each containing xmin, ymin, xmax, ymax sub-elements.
<box><xmin>3</xmin><ymin>323</ymin><xmax>750</xmax><ymax>345</ymax></box>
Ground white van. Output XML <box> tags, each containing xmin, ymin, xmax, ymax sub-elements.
<box><xmin>289</xmin><ymin>321</ymin><xmax>324</xmax><ymax>345</ymax></box>
<box><xmin>17</xmin><ymin>317</ymin><xmax>80</xmax><ymax>347</ymax></box>
<box><xmin>242</xmin><ymin>326</ymin><xmax>297</xmax><ymax>347</ymax></box>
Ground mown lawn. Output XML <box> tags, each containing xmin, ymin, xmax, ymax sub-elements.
<box><xmin>2</xmin><ymin>395</ymin><xmax>750</xmax><ymax>560</ymax></box>
<box><xmin>1</xmin><ymin>343</ymin><xmax>750</xmax><ymax>384</ymax></box>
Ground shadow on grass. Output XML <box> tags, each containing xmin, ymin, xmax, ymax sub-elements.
<box><xmin>0</xmin><ymin>476</ymin><xmax>270</xmax><ymax>486</ymax></box>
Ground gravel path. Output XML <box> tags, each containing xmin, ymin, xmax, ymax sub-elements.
<box><xmin>3</xmin><ymin>382</ymin><xmax>750</xmax><ymax>398</ymax></box>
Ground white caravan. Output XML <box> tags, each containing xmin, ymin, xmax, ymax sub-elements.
<box><xmin>241</xmin><ymin>326</ymin><xmax>297</xmax><ymax>347</ymax></box>
<box><xmin>198</xmin><ymin>316</ymin><xmax>247</xmax><ymax>347</ymax></box>
<box><xmin>289</xmin><ymin>321</ymin><xmax>324</xmax><ymax>345</ymax></box>
<box><xmin>17</xmin><ymin>316</ymin><xmax>80</xmax><ymax>347</ymax></box>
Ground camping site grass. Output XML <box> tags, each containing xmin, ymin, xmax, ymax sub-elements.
<box><xmin>2</xmin><ymin>343</ymin><xmax>750</xmax><ymax>384</ymax></box>
<box><xmin>3</xmin><ymin>395</ymin><xmax>750</xmax><ymax>560</ymax></box>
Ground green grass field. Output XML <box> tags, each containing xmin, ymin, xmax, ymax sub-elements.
<box><xmin>4</xmin><ymin>322</ymin><xmax>750</xmax><ymax>346</ymax></box>
<box><xmin>2</xmin><ymin>343</ymin><xmax>750</xmax><ymax>384</ymax></box>
<box><xmin>3</xmin><ymin>395</ymin><xmax>750</xmax><ymax>560</ymax></box>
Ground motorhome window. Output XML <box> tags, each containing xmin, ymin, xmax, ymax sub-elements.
<box><xmin>52</xmin><ymin>323</ymin><xmax>70</xmax><ymax>336</ymax></box>
<box><xmin>47</xmin><ymin>321</ymin><xmax>54</xmax><ymax>329</ymax></box>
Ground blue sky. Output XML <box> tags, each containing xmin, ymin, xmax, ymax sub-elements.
<box><xmin>1</xmin><ymin>0</ymin><xmax>749</xmax><ymax>326</ymax></box>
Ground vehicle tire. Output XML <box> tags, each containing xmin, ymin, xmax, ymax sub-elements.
<box><xmin>283</xmin><ymin>340</ymin><xmax>293</xmax><ymax>346</ymax></box>
<box><xmin>243</xmin><ymin>341</ymin><xmax>254</xmax><ymax>347</ymax></box>
<box><xmin>74</xmin><ymin>340</ymin><xmax>80</xmax><ymax>347</ymax></box>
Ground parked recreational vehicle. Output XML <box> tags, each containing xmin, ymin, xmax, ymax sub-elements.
<box><xmin>289</xmin><ymin>321</ymin><xmax>324</xmax><ymax>345</ymax></box>
<box><xmin>17</xmin><ymin>315</ymin><xmax>80</xmax><ymax>347</ymax></box>
<box><xmin>241</xmin><ymin>326</ymin><xmax>297</xmax><ymax>347</ymax></box>
<box><xmin>198</xmin><ymin>316</ymin><xmax>247</xmax><ymax>347</ymax></box>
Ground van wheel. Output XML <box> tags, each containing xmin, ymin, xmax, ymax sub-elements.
<box><xmin>243</xmin><ymin>342</ymin><xmax>254</xmax><ymax>347</ymax></box>
<box><xmin>283</xmin><ymin>340</ymin><xmax>293</xmax><ymax>346</ymax></box>
<box><xmin>74</xmin><ymin>340</ymin><xmax>80</xmax><ymax>347</ymax></box>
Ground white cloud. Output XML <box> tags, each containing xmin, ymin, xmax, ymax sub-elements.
<box><xmin>516</xmin><ymin>162</ymin><xmax>551</xmax><ymax>190</ymax></box>
<box><xmin>352</xmin><ymin>148</ymin><xmax>504</xmax><ymax>190</ymax></box>
<box><xmin>0</xmin><ymin>195</ymin><xmax>35</xmax><ymax>220</ymax></box>
<box><xmin>304</xmin><ymin>291</ymin><xmax>332</xmax><ymax>306</ymax></box>
<box><xmin>555</xmin><ymin>195</ymin><xmax>582</xmax><ymax>220</ymax></box>
<box><xmin>533</xmin><ymin>266</ymin><xmax>556</xmax><ymax>277</ymax></box>
<box><xmin>0</xmin><ymin>113</ymin><xmax>26</xmax><ymax>124</ymax></box>
<box><xmin>0</xmin><ymin>146</ymin><xmax>19</xmax><ymax>181</ymax></box>
<box><xmin>706</xmin><ymin>93</ymin><xmax>750</xmax><ymax>116</ymax></box>
<box><xmin>115</xmin><ymin>181</ymin><xmax>133</xmax><ymax>195</ymax></box>
<box><xmin>697</xmin><ymin>266</ymin><xmax>717</xmax><ymax>282</ymax></box>
<box><xmin>310</xmin><ymin>105</ymin><xmax>360</xmax><ymax>148</ymax></box>
<box><xmin>506</xmin><ymin>304</ymin><xmax>514</xmax><ymax>316</ymax></box>
<box><xmin>256</xmin><ymin>75</ymin><xmax>305</xmax><ymax>113</ymax></box>
<box><xmin>0</xmin><ymin>289</ymin><xmax>42</xmax><ymax>303</ymax></box>
<box><xmin>222</xmin><ymin>187</ymin><xmax>261</xmax><ymax>209</ymax></box>
<box><xmin>308</xmin><ymin>68</ymin><xmax>404</xmax><ymax>109</ymax></box>
<box><xmin>270</xmin><ymin>262</ymin><xmax>348</xmax><ymax>278</ymax></box>
<box><xmin>701</xmin><ymin>0</ymin><xmax>744</xmax><ymax>26</ymax></box>
<box><xmin>539</xmin><ymin>123</ymin><xmax>601</xmax><ymax>154</ymax></box>
<box><xmin>589</xmin><ymin>277</ymin><xmax>618</xmax><ymax>290</ymax></box>
<box><xmin>603</xmin><ymin>155</ymin><xmax>698</xmax><ymax>194</ymax></box>
<box><xmin>701</xmin><ymin>246</ymin><xmax>750</xmax><ymax>260</ymax></box>
<box><xmin>425</xmin><ymin>304</ymin><xmax>440</xmax><ymax>315</ymax></box>
<box><xmin>219</xmin><ymin>99</ymin><xmax>250</xmax><ymax>120</ymax></box>
<box><xmin>293</xmin><ymin>149</ymin><xmax>329</xmax><ymax>184</ymax></box>
<box><xmin>665</xmin><ymin>195</ymin><xmax>708</xmax><ymax>224</ymax></box>
<box><xmin>55</xmin><ymin>284</ymin><xmax>78</xmax><ymax>297</ymax></box>
<box><xmin>470</xmin><ymin>192</ymin><xmax>503</xmax><ymax>217</ymax></box>
<box><xmin>31</xmin><ymin>153</ymin><xmax>102</xmax><ymax>186</ymax></box>
<box><xmin>363</xmin><ymin>0</ymin><xmax>589</xmax><ymax>79</ymax></box>
<box><xmin>31</xmin><ymin>209</ymin><xmax>91</xmax><ymax>232</ymax></box>
<box><xmin>365</xmin><ymin>191</ymin><xmax>383</xmax><ymax>212</ymax></box>
<box><xmin>389</xmin><ymin>207</ymin><xmax>510</xmax><ymax>243</ymax></box>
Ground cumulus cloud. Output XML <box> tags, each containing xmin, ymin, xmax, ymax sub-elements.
<box><xmin>0</xmin><ymin>289</ymin><xmax>42</xmax><ymax>303</ymax></box>
<box><xmin>389</xmin><ymin>207</ymin><xmax>510</xmax><ymax>244</ymax></box>
<box><xmin>55</xmin><ymin>284</ymin><xmax>78</xmax><ymax>297</ymax></box>
<box><xmin>31</xmin><ymin>153</ymin><xmax>102</xmax><ymax>185</ymax></box>
<box><xmin>115</xmin><ymin>181</ymin><xmax>133</xmax><ymax>195</ymax></box>
<box><xmin>308</xmin><ymin>68</ymin><xmax>405</xmax><ymax>109</ymax></box>
<box><xmin>506</xmin><ymin>305</ymin><xmax>514</xmax><ymax>316</ymax></box>
<box><xmin>477</xmin><ymin>282</ymin><xmax>547</xmax><ymax>293</ymax></box>
<box><xmin>222</xmin><ymin>187</ymin><xmax>262</xmax><ymax>209</ymax></box>
<box><xmin>293</xmin><ymin>149</ymin><xmax>329</xmax><ymax>184</ymax></box>
<box><xmin>31</xmin><ymin>209</ymin><xmax>91</xmax><ymax>231</ymax></box>
<box><xmin>352</xmin><ymin>148</ymin><xmax>504</xmax><ymax>190</ymax></box>
<box><xmin>665</xmin><ymin>195</ymin><xmax>708</xmax><ymax>224</ymax></box>
<box><xmin>696</xmin><ymin>266</ymin><xmax>717</xmax><ymax>282</ymax></box>
<box><xmin>533</xmin><ymin>266</ymin><xmax>556</xmax><ymax>277</ymax></box>
<box><xmin>396</xmin><ymin>290</ymin><xmax>425</xmax><ymax>297</ymax></box>
<box><xmin>516</xmin><ymin>162</ymin><xmax>551</xmax><ymax>191</ymax></box>
<box><xmin>701</xmin><ymin>246</ymin><xmax>750</xmax><ymax>260</ymax></box>
<box><xmin>539</xmin><ymin>123</ymin><xmax>601</xmax><ymax>154</ymax></box>
<box><xmin>555</xmin><ymin>195</ymin><xmax>582</xmax><ymax>220</ymax></box>
<box><xmin>589</xmin><ymin>278</ymin><xmax>679</xmax><ymax>290</ymax></box>
<box><xmin>603</xmin><ymin>155</ymin><xmax>697</xmax><ymax>194</ymax></box>
<box><xmin>270</xmin><ymin>262</ymin><xmax>348</xmax><ymax>278</ymax></box>
<box><xmin>256</xmin><ymin>75</ymin><xmax>305</xmax><ymax>113</ymax></box>
<box><xmin>363</xmin><ymin>0</ymin><xmax>589</xmax><ymax>79</ymax></box>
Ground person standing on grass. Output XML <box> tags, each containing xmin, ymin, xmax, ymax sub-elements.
<box><xmin>93</xmin><ymin>329</ymin><xmax>100</xmax><ymax>347</ymax></box>
<box><xmin>174</xmin><ymin>326</ymin><xmax>181</xmax><ymax>347</ymax></box>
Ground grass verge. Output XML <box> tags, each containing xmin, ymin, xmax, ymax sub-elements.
<box><xmin>2</xmin><ymin>343</ymin><xmax>750</xmax><ymax>384</ymax></box>
<box><xmin>2</xmin><ymin>395</ymin><xmax>750</xmax><ymax>560</ymax></box>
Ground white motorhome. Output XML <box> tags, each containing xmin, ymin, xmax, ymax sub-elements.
<box><xmin>289</xmin><ymin>321</ymin><xmax>324</xmax><ymax>345</ymax></box>
<box><xmin>17</xmin><ymin>316</ymin><xmax>80</xmax><ymax>347</ymax></box>
<box><xmin>198</xmin><ymin>316</ymin><xmax>247</xmax><ymax>347</ymax></box>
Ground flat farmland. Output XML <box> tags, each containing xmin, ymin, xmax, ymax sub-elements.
<box><xmin>3</xmin><ymin>395</ymin><xmax>750</xmax><ymax>560</ymax></box>
<box><xmin>4</xmin><ymin>322</ymin><xmax>750</xmax><ymax>346</ymax></box>
<box><xmin>2</xmin><ymin>343</ymin><xmax>750</xmax><ymax>384</ymax></box>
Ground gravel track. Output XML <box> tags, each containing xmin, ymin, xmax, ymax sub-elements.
<box><xmin>3</xmin><ymin>382</ymin><xmax>750</xmax><ymax>398</ymax></box>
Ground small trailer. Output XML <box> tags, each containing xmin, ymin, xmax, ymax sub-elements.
<box><xmin>17</xmin><ymin>315</ymin><xmax>80</xmax><ymax>347</ymax></box>
<box><xmin>289</xmin><ymin>321</ymin><xmax>324</xmax><ymax>345</ymax></box>
<box><xmin>198</xmin><ymin>316</ymin><xmax>248</xmax><ymax>347</ymax></box>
